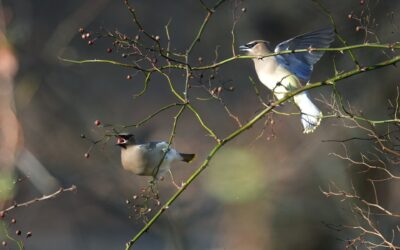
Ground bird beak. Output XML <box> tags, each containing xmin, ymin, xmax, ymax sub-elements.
<box><xmin>239</xmin><ymin>44</ymin><xmax>250</xmax><ymax>52</ymax></box>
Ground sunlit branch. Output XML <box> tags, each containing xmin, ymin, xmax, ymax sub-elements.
<box><xmin>125</xmin><ymin>52</ymin><xmax>400</xmax><ymax>249</ymax></box>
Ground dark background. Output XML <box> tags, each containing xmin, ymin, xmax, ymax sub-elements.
<box><xmin>1</xmin><ymin>0</ymin><xmax>399</xmax><ymax>249</ymax></box>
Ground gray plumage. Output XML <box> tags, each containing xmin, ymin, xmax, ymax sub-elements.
<box><xmin>116</xmin><ymin>133</ymin><xmax>195</xmax><ymax>179</ymax></box>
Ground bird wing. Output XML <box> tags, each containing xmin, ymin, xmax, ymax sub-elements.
<box><xmin>141</xmin><ymin>141</ymin><xmax>168</xmax><ymax>154</ymax></box>
<box><xmin>274</xmin><ymin>27</ymin><xmax>334</xmax><ymax>82</ymax></box>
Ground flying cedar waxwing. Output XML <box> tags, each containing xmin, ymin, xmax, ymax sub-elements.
<box><xmin>240</xmin><ymin>27</ymin><xmax>335</xmax><ymax>133</ymax></box>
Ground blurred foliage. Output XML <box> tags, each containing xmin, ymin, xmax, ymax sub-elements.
<box><xmin>205</xmin><ymin>147</ymin><xmax>267</xmax><ymax>204</ymax></box>
<box><xmin>0</xmin><ymin>172</ymin><xmax>14</xmax><ymax>201</ymax></box>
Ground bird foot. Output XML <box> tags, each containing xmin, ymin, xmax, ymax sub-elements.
<box><xmin>172</xmin><ymin>180</ymin><xmax>185</xmax><ymax>190</ymax></box>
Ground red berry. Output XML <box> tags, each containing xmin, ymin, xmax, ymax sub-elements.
<box><xmin>11</xmin><ymin>218</ymin><xmax>16</xmax><ymax>224</ymax></box>
<box><xmin>107</xmin><ymin>48</ymin><xmax>112</xmax><ymax>53</ymax></box>
<box><xmin>84</xmin><ymin>153</ymin><xmax>90</xmax><ymax>158</ymax></box>
<box><xmin>94</xmin><ymin>120</ymin><xmax>101</xmax><ymax>126</ymax></box>
<box><xmin>360</xmin><ymin>0</ymin><xmax>365</xmax><ymax>5</ymax></box>
<box><xmin>88</xmin><ymin>40</ymin><xmax>94</xmax><ymax>45</ymax></box>
<box><xmin>0</xmin><ymin>211</ymin><xmax>5</xmax><ymax>218</ymax></box>
<box><xmin>15</xmin><ymin>230</ymin><xmax>21</xmax><ymax>236</ymax></box>
<box><xmin>126</xmin><ymin>75</ymin><xmax>132</xmax><ymax>80</ymax></box>
<box><xmin>1</xmin><ymin>241</ymin><xmax>6</xmax><ymax>246</ymax></box>
<box><xmin>78</xmin><ymin>28</ymin><xmax>84</xmax><ymax>34</ymax></box>
<box><xmin>26</xmin><ymin>232</ymin><xmax>32</xmax><ymax>238</ymax></box>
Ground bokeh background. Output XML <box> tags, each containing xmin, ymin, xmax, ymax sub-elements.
<box><xmin>0</xmin><ymin>0</ymin><xmax>399</xmax><ymax>249</ymax></box>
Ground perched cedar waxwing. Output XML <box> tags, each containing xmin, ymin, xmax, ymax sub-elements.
<box><xmin>239</xmin><ymin>27</ymin><xmax>335</xmax><ymax>133</ymax></box>
<box><xmin>116</xmin><ymin>133</ymin><xmax>195</xmax><ymax>183</ymax></box>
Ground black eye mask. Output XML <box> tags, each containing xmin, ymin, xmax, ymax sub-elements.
<box><xmin>246</xmin><ymin>42</ymin><xmax>257</xmax><ymax>48</ymax></box>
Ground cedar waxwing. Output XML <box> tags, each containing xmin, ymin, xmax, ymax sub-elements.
<box><xmin>116</xmin><ymin>133</ymin><xmax>195</xmax><ymax>182</ymax></box>
<box><xmin>239</xmin><ymin>27</ymin><xmax>335</xmax><ymax>133</ymax></box>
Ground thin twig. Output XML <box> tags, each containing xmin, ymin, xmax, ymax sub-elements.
<box><xmin>1</xmin><ymin>185</ymin><xmax>77</xmax><ymax>213</ymax></box>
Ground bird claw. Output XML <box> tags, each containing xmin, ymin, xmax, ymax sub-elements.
<box><xmin>168</xmin><ymin>170</ymin><xmax>183</xmax><ymax>189</ymax></box>
<box><xmin>171</xmin><ymin>180</ymin><xmax>185</xmax><ymax>190</ymax></box>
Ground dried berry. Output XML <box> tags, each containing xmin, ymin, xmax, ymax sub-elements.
<box><xmin>26</xmin><ymin>232</ymin><xmax>32</xmax><ymax>238</ymax></box>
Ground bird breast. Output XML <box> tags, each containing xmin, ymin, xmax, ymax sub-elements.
<box><xmin>121</xmin><ymin>145</ymin><xmax>157</xmax><ymax>176</ymax></box>
<box><xmin>253</xmin><ymin>57</ymin><xmax>300</xmax><ymax>100</ymax></box>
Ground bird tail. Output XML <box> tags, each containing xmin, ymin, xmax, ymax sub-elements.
<box><xmin>179</xmin><ymin>153</ymin><xmax>196</xmax><ymax>163</ymax></box>
<box><xmin>294</xmin><ymin>92</ymin><xmax>322</xmax><ymax>134</ymax></box>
